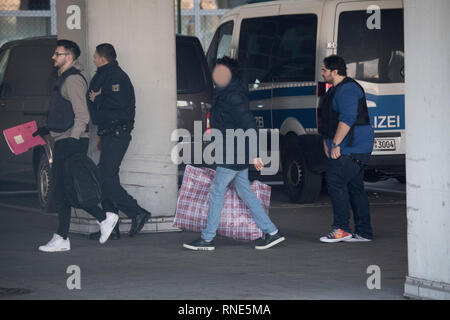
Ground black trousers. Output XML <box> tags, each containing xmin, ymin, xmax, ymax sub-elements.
<box><xmin>53</xmin><ymin>138</ymin><xmax>106</xmax><ymax>239</ymax></box>
<box><xmin>98</xmin><ymin>133</ymin><xmax>141</xmax><ymax>218</ymax></box>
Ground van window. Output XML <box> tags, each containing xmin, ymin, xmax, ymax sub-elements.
<box><xmin>238</xmin><ymin>14</ymin><xmax>317</xmax><ymax>85</ymax></box>
<box><xmin>0</xmin><ymin>49</ymin><xmax>10</xmax><ymax>88</ymax></box>
<box><xmin>177</xmin><ymin>40</ymin><xmax>207</xmax><ymax>94</ymax></box>
<box><xmin>338</xmin><ymin>9</ymin><xmax>404</xmax><ymax>83</ymax></box>
<box><xmin>5</xmin><ymin>45</ymin><xmax>55</xmax><ymax>96</ymax></box>
<box><xmin>206</xmin><ymin>21</ymin><xmax>234</xmax><ymax>70</ymax></box>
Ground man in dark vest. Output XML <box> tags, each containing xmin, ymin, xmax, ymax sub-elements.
<box><xmin>87</xmin><ymin>43</ymin><xmax>151</xmax><ymax>237</ymax></box>
<box><xmin>318</xmin><ymin>55</ymin><xmax>375</xmax><ymax>243</ymax></box>
<box><xmin>34</xmin><ymin>40</ymin><xmax>119</xmax><ymax>252</ymax></box>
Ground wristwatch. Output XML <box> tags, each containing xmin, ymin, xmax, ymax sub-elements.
<box><xmin>332</xmin><ymin>142</ymin><xmax>341</xmax><ymax>148</ymax></box>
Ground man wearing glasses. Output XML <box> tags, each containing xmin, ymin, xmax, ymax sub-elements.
<box><xmin>34</xmin><ymin>40</ymin><xmax>119</xmax><ymax>252</ymax></box>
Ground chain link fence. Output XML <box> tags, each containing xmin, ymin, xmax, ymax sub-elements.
<box><xmin>0</xmin><ymin>0</ymin><xmax>57</xmax><ymax>48</ymax></box>
<box><xmin>175</xmin><ymin>0</ymin><xmax>247</xmax><ymax>52</ymax></box>
<box><xmin>1</xmin><ymin>0</ymin><xmax>247</xmax><ymax>51</ymax></box>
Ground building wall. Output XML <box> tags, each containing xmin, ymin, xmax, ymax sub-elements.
<box><xmin>404</xmin><ymin>0</ymin><xmax>450</xmax><ymax>299</ymax></box>
<box><xmin>84</xmin><ymin>0</ymin><xmax>178</xmax><ymax>217</ymax></box>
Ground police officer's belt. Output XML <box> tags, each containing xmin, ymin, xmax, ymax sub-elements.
<box><xmin>97</xmin><ymin>120</ymin><xmax>134</xmax><ymax>137</ymax></box>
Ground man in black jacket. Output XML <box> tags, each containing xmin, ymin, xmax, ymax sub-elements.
<box><xmin>183</xmin><ymin>57</ymin><xmax>285</xmax><ymax>251</ymax></box>
<box><xmin>88</xmin><ymin>43</ymin><xmax>151</xmax><ymax>237</ymax></box>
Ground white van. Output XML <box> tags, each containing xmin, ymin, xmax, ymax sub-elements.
<box><xmin>206</xmin><ymin>0</ymin><xmax>405</xmax><ymax>203</ymax></box>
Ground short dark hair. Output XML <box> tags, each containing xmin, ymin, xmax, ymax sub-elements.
<box><xmin>56</xmin><ymin>39</ymin><xmax>81</xmax><ymax>60</ymax></box>
<box><xmin>323</xmin><ymin>55</ymin><xmax>347</xmax><ymax>76</ymax></box>
<box><xmin>215</xmin><ymin>56</ymin><xmax>241</xmax><ymax>78</ymax></box>
<box><xmin>96</xmin><ymin>43</ymin><xmax>117</xmax><ymax>63</ymax></box>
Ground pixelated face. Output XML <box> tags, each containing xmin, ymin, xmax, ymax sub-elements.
<box><xmin>212</xmin><ymin>64</ymin><xmax>232</xmax><ymax>88</ymax></box>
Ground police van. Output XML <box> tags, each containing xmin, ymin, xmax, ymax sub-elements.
<box><xmin>206</xmin><ymin>0</ymin><xmax>405</xmax><ymax>203</ymax></box>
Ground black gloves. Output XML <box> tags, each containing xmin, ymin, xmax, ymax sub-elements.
<box><xmin>32</xmin><ymin>126</ymin><xmax>50</xmax><ymax>138</ymax></box>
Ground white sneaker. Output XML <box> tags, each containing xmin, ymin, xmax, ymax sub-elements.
<box><xmin>38</xmin><ymin>234</ymin><xmax>70</xmax><ymax>252</ymax></box>
<box><xmin>343</xmin><ymin>234</ymin><xmax>373</xmax><ymax>242</ymax></box>
<box><xmin>98</xmin><ymin>212</ymin><xmax>119</xmax><ymax>244</ymax></box>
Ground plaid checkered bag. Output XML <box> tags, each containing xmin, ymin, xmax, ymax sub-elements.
<box><xmin>173</xmin><ymin>165</ymin><xmax>271</xmax><ymax>241</ymax></box>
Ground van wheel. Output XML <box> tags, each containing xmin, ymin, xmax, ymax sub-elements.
<box><xmin>37</xmin><ymin>153</ymin><xmax>57</xmax><ymax>212</ymax></box>
<box><xmin>283</xmin><ymin>150</ymin><xmax>322</xmax><ymax>203</ymax></box>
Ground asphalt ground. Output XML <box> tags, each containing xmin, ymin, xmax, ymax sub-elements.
<box><xmin>0</xmin><ymin>181</ymin><xmax>407</xmax><ymax>300</ymax></box>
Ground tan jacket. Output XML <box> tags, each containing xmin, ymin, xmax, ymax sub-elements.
<box><xmin>50</xmin><ymin>60</ymin><xmax>90</xmax><ymax>141</ymax></box>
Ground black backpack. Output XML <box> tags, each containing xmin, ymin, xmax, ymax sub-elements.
<box><xmin>64</xmin><ymin>153</ymin><xmax>102</xmax><ymax>209</ymax></box>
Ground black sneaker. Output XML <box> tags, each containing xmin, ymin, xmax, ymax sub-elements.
<box><xmin>128</xmin><ymin>208</ymin><xmax>151</xmax><ymax>237</ymax></box>
<box><xmin>183</xmin><ymin>238</ymin><xmax>215</xmax><ymax>251</ymax></box>
<box><xmin>255</xmin><ymin>232</ymin><xmax>285</xmax><ymax>250</ymax></box>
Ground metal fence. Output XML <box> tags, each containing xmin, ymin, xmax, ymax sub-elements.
<box><xmin>0</xmin><ymin>0</ymin><xmax>57</xmax><ymax>48</ymax></box>
<box><xmin>175</xmin><ymin>0</ymin><xmax>247</xmax><ymax>52</ymax></box>
<box><xmin>1</xmin><ymin>0</ymin><xmax>244</xmax><ymax>51</ymax></box>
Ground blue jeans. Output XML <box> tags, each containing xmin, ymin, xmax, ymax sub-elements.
<box><xmin>326</xmin><ymin>154</ymin><xmax>374</xmax><ymax>240</ymax></box>
<box><xmin>201</xmin><ymin>167</ymin><xmax>277</xmax><ymax>241</ymax></box>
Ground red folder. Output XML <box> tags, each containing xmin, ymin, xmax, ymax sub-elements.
<box><xmin>3</xmin><ymin>121</ymin><xmax>47</xmax><ymax>155</ymax></box>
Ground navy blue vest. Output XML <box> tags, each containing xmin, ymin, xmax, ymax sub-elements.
<box><xmin>318</xmin><ymin>77</ymin><xmax>370</xmax><ymax>146</ymax></box>
<box><xmin>47</xmin><ymin>67</ymin><xmax>87</xmax><ymax>133</ymax></box>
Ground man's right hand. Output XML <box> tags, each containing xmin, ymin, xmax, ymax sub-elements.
<box><xmin>32</xmin><ymin>126</ymin><xmax>50</xmax><ymax>138</ymax></box>
<box><xmin>89</xmin><ymin>88</ymin><xmax>102</xmax><ymax>102</ymax></box>
<box><xmin>253</xmin><ymin>157</ymin><xmax>264</xmax><ymax>171</ymax></box>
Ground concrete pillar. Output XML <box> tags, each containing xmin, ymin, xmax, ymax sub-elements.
<box><xmin>57</xmin><ymin>0</ymin><xmax>179</xmax><ymax>234</ymax></box>
<box><xmin>404</xmin><ymin>0</ymin><xmax>450</xmax><ymax>299</ymax></box>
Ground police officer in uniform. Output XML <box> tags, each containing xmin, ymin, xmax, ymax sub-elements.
<box><xmin>88</xmin><ymin>43</ymin><xmax>151</xmax><ymax>237</ymax></box>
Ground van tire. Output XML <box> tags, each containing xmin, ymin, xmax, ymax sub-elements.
<box><xmin>283</xmin><ymin>150</ymin><xmax>322</xmax><ymax>203</ymax></box>
<box><xmin>37</xmin><ymin>153</ymin><xmax>57</xmax><ymax>213</ymax></box>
